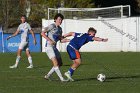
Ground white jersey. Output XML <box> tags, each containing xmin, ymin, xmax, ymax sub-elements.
<box><xmin>17</xmin><ymin>22</ymin><xmax>31</xmax><ymax>42</ymax></box>
<box><xmin>43</xmin><ymin>23</ymin><xmax>62</xmax><ymax>47</ymax></box>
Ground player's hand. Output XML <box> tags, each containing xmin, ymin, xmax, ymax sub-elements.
<box><xmin>102</xmin><ymin>38</ymin><xmax>108</xmax><ymax>42</ymax></box>
<box><xmin>49</xmin><ymin>40</ymin><xmax>56</xmax><ymax>45</ymax></box>
<box><xmin>6</xmin><ymin>36</ymin><xmax>12</xmax><ymax>40</ymax></box>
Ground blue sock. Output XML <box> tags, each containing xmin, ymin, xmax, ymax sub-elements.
<box><xmin>68</xmin><ymin>68</ymin><xmax>74</xmax><ymax>76</ymax></box>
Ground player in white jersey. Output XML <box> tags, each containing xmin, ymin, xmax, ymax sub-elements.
<box><xmin>7</xmin><ymin>15</ymin><xmax>37</xmax><ymax>68</ymax></box>
<box><xmin>41</xmin><ymin>13</ymin><xmax>69</xmax><ymax>82</ymax></box>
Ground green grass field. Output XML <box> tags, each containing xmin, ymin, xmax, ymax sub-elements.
<box><xmin>0</xmin><ymin>52</ymin><xmax>140</xmax><ymax>93</ymax></box>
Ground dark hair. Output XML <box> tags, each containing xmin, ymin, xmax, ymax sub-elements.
<box><xmin>21</xmin><ymin>15</ymin><xmax>27</xmax><ymax>20</ymax></box>
<box><xmin>88</xmin><ymin>27</ymin><xmax>97</xmax><ymax>33</ymax></box>
<box><xmin>54</xmin><ymin>13</ymin><xmax>64</xmax><ymax>21</ymax></box>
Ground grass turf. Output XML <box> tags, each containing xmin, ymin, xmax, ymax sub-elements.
<box><xmin>0</xmin><ymin>52</ymin><xmax>140</xmax><ymax>93</ymax></box>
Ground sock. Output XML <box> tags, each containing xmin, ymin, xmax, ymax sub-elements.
<box><xmin>28</xmin><ymin>56</ymin><xmax>33</xmax><ymax>66</ymax></box>
<box><xmin>47</xmin><ymin>67</ymin><xmax>55</xmax><ymax>76</ymax></box>
<box><xmin>68</xmin><ymin>68</ymin><xmax>75</xmax><ymax>76</ymax></box>
<box><xmin>54</xmin><ymin>66</ymin><xmax>64</xmax><ymax>80</ymax></box>
<box><xmin>15</xmin><ymin>56</ymin><xmax>21</xmax><ymax>67</ymax></box>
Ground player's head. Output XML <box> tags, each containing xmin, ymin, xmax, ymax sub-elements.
<box><xmin>20</xmin><ymin>15</ymin><xmax>27</xmax><ymax>23</ymax></box>
<box><xmin>54</xmin><ymin>13</ymin><xmax>64</xmax><ymax>26</ymax></box>
<box><xmin>88</xmin><ymin>27</ymin><xmax>97</xmax><ymax>36</ymax></box>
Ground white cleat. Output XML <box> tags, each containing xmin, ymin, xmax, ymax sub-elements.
<box><xmin>64</xmin><ymin>72</ymin><xmax>74</xmax><ymax>82</ymax></box>
<box><xmin>61</xmin><ymin>78</ymin><xmax>69</xmax><ymax>82</ymax></box>
<box><xmin>27</xmin><ymin>65</ymin><xmax>33</xmax><ymax>68</ymax></box>
<box><xmin>44</xmin><ymin>75</ymin><xmax>52</xmax><ymax>81</ymax></box>
<box><xmin>9</xmin><ymin>65</ymin><xmax>17</xmax><ymax>68</ymax></box>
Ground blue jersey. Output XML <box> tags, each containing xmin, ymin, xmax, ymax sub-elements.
<box><xmin>69</xmin><ymin>33</ymin><xmax>94</xmax><ymax>50</ymax></box>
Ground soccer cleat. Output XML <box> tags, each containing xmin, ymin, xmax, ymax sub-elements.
<box><xmin>9</xmin><ymin>65</ymin><xmax>17</xmax><ymax>68</ymax></box>
<box><xmin>60</xmin><ymin>78</ymin><xmax>69</xmax><ymax>82</ymax></box>
<box><xmin>44</xmin><ymin>75</ymin><xmax>52</xmax><ymax>81</ymax></box>
<box><xmin>27</xmin><ymin>65</ymin><xmax>33</xmax><ymax>68</ymax></box>
<box><xmin>64</xmin><ymin>72</ymin><xmax>74</xmax><ymax>81</ymax></box>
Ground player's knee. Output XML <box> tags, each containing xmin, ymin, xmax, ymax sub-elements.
<box><xmin>57</xmin><ymin>58</ymin><xmax>63</xmax><ymax>66</ymax></box>
<box><xmin>75</xmin><ymin>61</ymin><xmax>81</xmax><ymax>65</ymax></box>
<box><xmin>78</xmin><ymin>61</ymin><xmax>81</xmax><ymax>65</ymax></box>
<box><xmin>58</xmin><ymin>62</ymin><xmax>63</xmax><ymax>67</ymax></box>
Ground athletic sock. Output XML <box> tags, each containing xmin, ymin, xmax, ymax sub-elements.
<box><xmin>15</xmin><ymin>56</ymin><xmax>21</xmax><ymax>67</ymax></box>
<box><xmin>47</xmin><ymin>67</ymin><xmax>55</xmax><ymax>76</ymax></box>
<box><xmin>54</xmin><ymin>66</ymin><xmax>64</xmax><ymax>80</ymax></box>
<box><xmin>68</xmin><ymin>68</ymin><xmax>75</xmax><ymax>76</ymax></box>
<box><xmin>28</xmin><ymin>56</ymin><xmax>33</xmax><ymax>66</ymax></box>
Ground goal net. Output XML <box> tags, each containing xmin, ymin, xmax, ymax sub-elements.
<box><xmin>48</xmin><ymin>5</ymin><xmax>130</xmax><ymax>20</ymax></box>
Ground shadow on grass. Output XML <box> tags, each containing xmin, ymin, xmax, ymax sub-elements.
<box><xmin>108</xmin><ymin>74</ymin><xmax>140</xmax><ymax>79</ymax></box>
<box><xmin>75</xmin><ymin>74</ymin><xmax>140</xmax><ymax>82</ymax></box>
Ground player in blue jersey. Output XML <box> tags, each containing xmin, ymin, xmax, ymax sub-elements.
<box><xmin>63</xmin><ymin>27</ymin><xmax>108</xmax><ymax>81</ymax></box>
<box><xmin>41</xmin><ymin>13</ymin><xmax>69</xmax><ymax>82</ymax></box>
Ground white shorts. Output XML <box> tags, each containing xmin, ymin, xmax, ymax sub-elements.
<box><xmin>45</xmin><ymin>46</ymin><xmax>61</xmax><ymax>59</ymax></box>
<box><xmin>19</xmin><ymin>42</ymin><xmax>29</xmax><ymax>50</ymax></box>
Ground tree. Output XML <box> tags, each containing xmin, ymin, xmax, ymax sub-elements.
<box><xmin>64</xmin><ymin>0</ymin><xmax>95</xmax><ymax>8</ymax></box>
<box><xmin>0</xmin><ymin>0</ymin><xmax>96</xmax><ymax>30</ymax></box>
<box><xmin>135</xmin><ymin>0</ymin><xmax>140</xmax><ymax>13</ymax></box>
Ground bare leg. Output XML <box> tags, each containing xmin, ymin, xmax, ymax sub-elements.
<box><xmin>71</xmin><ymin>58</ymin><xmax>81</xmax><ymax>70</ymax></box>
<box><xmin>64</xmin><ymin>58</ymin><xmax>82</xmax><ymax>81</ymax></box>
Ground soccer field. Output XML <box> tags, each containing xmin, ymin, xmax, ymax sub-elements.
<box><xmin>0</xmin><ymin>52</ymin><xmax>140</xmax><ymax>93</ymax></box>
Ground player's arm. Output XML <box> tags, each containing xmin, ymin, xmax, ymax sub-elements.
<box><xmin>60</xmin><ymin>32</ymin><xmax>75</xmax><ymax>43</ymax></box>
<box><xmin>93</xmin><ymin>37</ymin><xmax>108</xmax><ymax>42</ymax></box>
<box><xmin>60</xmin><ymin>38</ymin><xmax>70</xmax><ymax>43</ymax></box>
<box><xmin>30</xmin><ymin>29</ymin><xmax>37</xmax><ymax>45</ymax></box>
<box><xmin>62</xmin><ymin>32</ymin><xmax>75</xmax><ymax>38</ymax></box>
<box><xmin>7</xmin><ymin>30</ymin><xmax>20</xmax><ymax>40</ymax></box>
<box><xmin>41</xmin><ymin>27</ymin><xmax>56</xmax><ymax>45</ymax></box>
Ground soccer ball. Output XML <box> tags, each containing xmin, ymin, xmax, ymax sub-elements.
<box><xmin>97</xmin><ymin>73</ymin><xmax>106</xmax><ymax>82</ymax></box>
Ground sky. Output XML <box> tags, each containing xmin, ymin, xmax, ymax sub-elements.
<box><xmin>95</xmin><ymin>0</ymin><xmax>139</xmax><ymax>15</ymax></box>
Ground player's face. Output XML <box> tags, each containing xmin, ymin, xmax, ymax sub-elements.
<box><xmin>21</xmin><ymin>17</ymin><xmax>26</xmax><ymax>23</ymax></box>
<box><xmin>89</xmin><ymin>31</ymin><xmax>96</xmax><ymax>36</ymax></box>
<box><xmin>55</xmin><ymin>17</ymin><xmax>63</xmax><ymax>26</ymax></box>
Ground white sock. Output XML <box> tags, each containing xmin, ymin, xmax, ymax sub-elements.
<box><xmin>15</xmin><ymin>56</ymin><xmax>21</xmax><ymax>67</ymax></box>
<box><xmin>28</xmin><ymin>56</ymin><xmax>33</xmax><ymax>66</ymax></box>
<box><xmin>47</xmin><ymin>67</ymin><xmax>55</xmax><ymax>76</ymax></box>
<box><xmin>54</xmin><ymin>66</ymin><xmax>64</xmax><ymax>80</ymax></box>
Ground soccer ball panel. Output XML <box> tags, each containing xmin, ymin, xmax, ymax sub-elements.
<box><xmin>97</xmin><ymin>73</ymin><xmax>106</xmax><ymax>82</ymax></box>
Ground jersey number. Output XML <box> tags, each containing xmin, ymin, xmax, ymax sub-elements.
<box><xmin>77</xmin><ymin>33</ymin><xmax>84</xmax><ymax>37</ymax></box>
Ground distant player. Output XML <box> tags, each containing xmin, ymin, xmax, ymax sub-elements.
<box><xmin>63</xmin><ymin>27</ymin><xmax>108</xmax><ymax>81</ymax></box>
<box><xmin>41</xmin><ymin>13</ymin><xmax>69</xmax><ymax>82</ymax></box>
<box><xmin>7</xmin><ymin>15</ymin><xmax>37</xmax><ymax>68</ymax></box>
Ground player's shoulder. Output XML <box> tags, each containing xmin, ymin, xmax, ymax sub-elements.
<box><xmin>50</xmin><ymin>23</ymin><xmax>55</xmax><ymax>27</ymax></box>
<box><xmin>25</xmin><ymin>22</ymin><xmax>31</xmax><ymax>26</ymax></box>
<box><xmin>18</xmin><ymin>23</ymin><xmax>22</xmax><ymax>26</ymax></box>
<box><xmin>47</xmin><ymin>23</ymin><xmax>56</xmax><ymax>29</ymax></box>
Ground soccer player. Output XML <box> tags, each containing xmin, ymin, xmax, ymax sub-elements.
<box><xmin>63</xmin><ymin>27</ymin><xmax>108</xmax><ymax>81</ymax></box>
<box><xmin>7</xmin><ymin>15</ymin><xmax>37</xmax><ymax>68</ymax></box>
<box><xmin>41</xmin><ymin>13</ymin><xmax>69</xmax><ymax>82</ymax></box>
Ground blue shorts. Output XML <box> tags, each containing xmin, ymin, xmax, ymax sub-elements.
<box><xmin>67</xmin><ymin>45</ymin><xmax>81</xmax><ymax>60</ymax></box>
